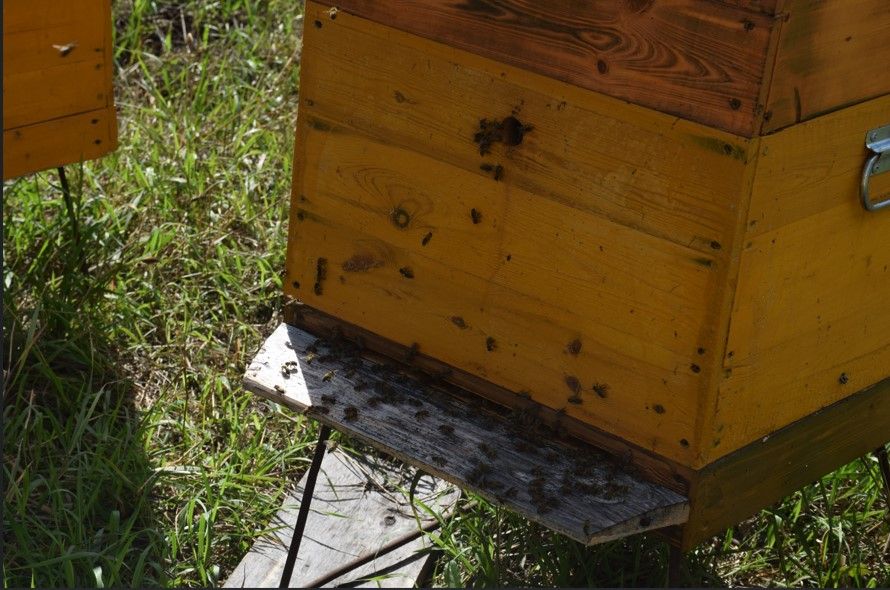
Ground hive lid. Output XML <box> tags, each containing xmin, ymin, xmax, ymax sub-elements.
<box><xmin>243</xmin><ymin>322</ymin><xmax>689</xmax><ymax>544</ymax></box>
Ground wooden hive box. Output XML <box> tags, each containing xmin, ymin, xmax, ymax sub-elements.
<box><xmin>282</xmin><ymin>1</ymin><xmax>890</xmax><ymax>547</ymax></box>
<box><xmin>3</xmin><ymin>0</ymin><xmax>117</xmax><ymax>180</ymax></box>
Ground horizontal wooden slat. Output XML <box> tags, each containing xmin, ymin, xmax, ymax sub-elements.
<box><xmin>3</xmin><ymin>107</ymin><xmax>117</xmax><ymax>180</ymax></box>
<box><xmin>3</xmin><ymin>3</ymin><xmax>105</xmax><ymax>75</ymax></box>
<box><xmin>318</xmin><ymin>0</ymin><xmax>775</xmax><ymax>137</ymax></box>
<box><xmin>685</xmin><ymin>376</ymin><xmax>890</xmax><ymax>548</ymax></box>
<box><xmin>243</xmin><ymin>323</ymin><xmax>690</xmax><ymax>544</ymax></box>
<box><xmin>4</xmin><ymin>60</ymin><xmax>110</xmax><ymax>129</ymax></box>
<box><xmin>762</xmin><ymin>0</ymin><xmax>890</xmax><ymax>133</ymax></box>
<box><xmin>299</xmin><ymin>2</ymin><xmax>749</xmax><ymax>252</ymax></box>
<box><xmin>3</xmin><ymin>0</ymin><xmax>112</xmax><ymax>130</ymax></box>
<box><xmin>711</xmin><ymin>94</ymin><xmax>890</xmax><ymax>460</ymax></box>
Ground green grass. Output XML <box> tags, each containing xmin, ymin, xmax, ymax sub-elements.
<box><xmin>3</xmin><ymin>0</ymin><xmax>889</xmax><ymax>587</ymax></box>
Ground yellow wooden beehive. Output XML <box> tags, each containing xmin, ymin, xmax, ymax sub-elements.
<box><xmin>283</xmin><ymin>1</ymin><xmax>890</xmax><ymax>546</ymax></box>
<box><xmin>3</xmin><ymin>0</ymin><xmax>117</xmax><ymax>179</ymax></box>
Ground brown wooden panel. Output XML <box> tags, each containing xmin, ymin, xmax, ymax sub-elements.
<box><xmin>2</xmin><ymin>0</ymin><xmax>116</xmax><ymax>177</ymax></box>
<box><xmin>299</xmin><ymin>2</ymin><xmax>750</xmax><ymax>254</ymax></box>
<box><xmin>318</xmin><ymin>0</ymin><xmax>775</xmax><ymax>137</ymax></box>
<box><xmin>288</xmin><ymin>3</ymin><xmax>752</xmax><ymax>467</ymax></box>
<box><xmin>3</xmin><ymin>107</ymin><xmax>117</xmax><ymax>180</ymax></box>
<box><xmin>762</xmin><ymin>0</ymin><xmax>890</xmax><ymax>133</ymax></box>
<box><xmin>683</xmin><ymin>376</ymin><xmax>890</xmax><ymax>548</ymax></box>
<box><xmin>710</xmin><ymin>94</ymin><xmax>890</xmax><ymax>461</ymax></box>
<box><xmin>3</xmin><ymin>1</ymin><xmax>105</xmax><ymax>75</ymax></box>
<box><xmin>3</xmin><ymin>0</ymin><xmax>112</xmax><ymax>129</ymax></box>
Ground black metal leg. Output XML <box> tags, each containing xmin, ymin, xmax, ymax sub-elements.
<box><xmin>57</xmin><ymin>166</ymin><xmax>87</xmax><ymax>273</ymax></box>
<box><xmin>667</xmin><ymin>543</ymin><xmax>684</xmax><ymax>587</ymax></box>
<box><xmin>279</xmin><ymin>424</ymin><xmax>332</xmax><ymax>588</ymax></box>
<box><xmin>875</xmin><ymin>445</ymin><xmax>890</xmax><ymax>508</ymax></box>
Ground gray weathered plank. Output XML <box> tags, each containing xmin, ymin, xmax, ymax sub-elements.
<box><xmin>243</xmin><ymin>322</ymin><xmax>689</xmax><ymax>544</ymax></box>
<box><xmin>224</xmin><ymin>448</ymin><xmax>459</xmax><ymax>588</ymax></box>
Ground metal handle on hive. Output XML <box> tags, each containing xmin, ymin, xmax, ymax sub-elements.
<box><xmin>861</xmin><ymin>124</ymin><xmax>890</xmax><ymax>212</ymax></box>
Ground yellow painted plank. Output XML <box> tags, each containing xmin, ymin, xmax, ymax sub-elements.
<box><xmin>298</xmin><ymin>2</ymin><xmax>750</xmax><ymax>255</ymax></box>
<box><xmin>288</xmin><ymin>3</ymin><xmax>753</xmax><ymax>466</ymax></box>
<box><xmin>3</xmin><ymin>107</ymin><xmax>117</xmax><ymax>180</ymax></box>
<box><xmin>710</xmin><ymin>94</ymin><xmax>890</xmax><ymax>461</ymax></box>
<box><xmin>2</xmin><ymin>0</ymin><xmax>116</xmax><ymax>176</ymax></box>
<box><xmin>4</xmin><ymin>60</ymin><xmax>110</xmax><ymax>130</ymax></box>
<box><xmin>763</xmin><ymin>0</ymin><xmax>890</xmax><ymax>133</ymax></box>
<box><xmin>3</xmin><ymin>1</ymin><xmax>105</xmax><ymax>76</ymax></box>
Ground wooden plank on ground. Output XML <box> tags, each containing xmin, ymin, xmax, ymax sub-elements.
<box><xmin>224</xmin><ymin>448</ymin><xmax>459</xmax><ymax>588</ymax></box>
<box><xmin>242</xmin><ymin>323</ymin><xmax>690</xmax><ymax>545</ymax></box>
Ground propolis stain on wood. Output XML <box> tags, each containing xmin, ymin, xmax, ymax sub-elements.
<box><xmin>283</xmin><ymin>1</ymin><xmax>890</xmax><ymax>547</ymax></box>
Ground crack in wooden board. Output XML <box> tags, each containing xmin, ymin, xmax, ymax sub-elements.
<box><xmin>243</xmin><ymin>323</ymin><xmax>689</xmax><ymax>544</ymax></box>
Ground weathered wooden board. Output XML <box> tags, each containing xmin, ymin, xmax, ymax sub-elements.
<box><xmin>242</xmin><ymin>323</ymin><xmax>690</xmax><ymax>544</ymax></box>
<box><xmin>712</xmin><ymin>94</ymin><xmax>890</xmax><ymax>461</ymax></box>
<box><xmin>224</xmin><ymin>448</ymin><xmax>459</xmax><ymax>588</ymax></box>
<box><xmin>286</xmin><ymin>304</ymin><xmax>694</xmax><ymax>496</ymax></box>
<box><xmin>289</xmin><ymin>2</ymin><xmax>752</xmax><ymax>466</ymax></box>
<box><xmin>316</xmin><ymin>0</ymin><xmax>775</xmax><ymax>137</ymax></box>
<box><xmin>3</xmin><ymin>108</ymin><xmax>118</xmax><ymax>180</ymax></box>
<box><xmin>2</xmin><ymin>0</ymin><xmax>117</xmax><ymax>178</ymax></box>
<box><xmin>683</xmin><ymin>376</ymin><xmax>890</xmax><ymax>548</ymax></box>
<box><xmin>762</xmin><ymin>0</ymin><xmax>890</xmax><ymax>133</ymax></box>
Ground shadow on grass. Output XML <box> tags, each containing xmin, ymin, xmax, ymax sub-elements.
<box><xmin>3</xmin><ymin>171</ymin><xmax>167</xmax><ymax>587</ymax></box>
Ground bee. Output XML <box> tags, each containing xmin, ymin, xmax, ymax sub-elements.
<box><xmin>322</xmin><ymin>370</ymin><xmax>335</xmax><ymax>382</ymax></box>
<box><xmin>478</xmin><ymin>442</ymin><xmax>497</xmax><ymax>460</ymax></box>
<box><xmin>53</xmin><ymin>43</ymin><xmax>77</xmax><ymax>57</ymax></box>
<box><xmin>343</xmin><ymin>406</ymin><xmax>359</xmax><ymax>421</ymax></box>
<box><xmin>405</xmin><ymin>343</ymin><xmax>420</xmax><ymax>362</ymax></box>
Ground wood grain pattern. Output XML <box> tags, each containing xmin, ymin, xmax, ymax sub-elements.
<box><xmin>289</xmin><ymin>4</ymin><xmax>753</xmax><ymax>465</ymax></box>
<box><xmin>317</xmin><ymin>0</ymin><xmax>775</xmax><ymax>137</ymax></box>
<box><xmin>710</xmin><ymin>94</ymin><xmax>890</xmax><ymax>461</ymax></box>
<box><xmin>243</xmin><ymin>323</ymin><xmax>691</xmax><ymax>544</ymax></box>
<box><xmin>288</xmin><ymin>116</ymin><xmax>712</xmax><ymax>464</ymax></box>
<box><xmin>2</xmin><ymin>0</ymin><xmax>117</xmax><ymax>178</ymax></box>
<box><xmin>286</xmin><ymin>304</ymin><xmax>694</xmax><ymax>495</ymax></box>
<box><xmin>684</xmin><ymin>376</ymin><xmax>890</xmax><ymax>548</ymax></box>
<box><xmin>224</xmin><ymin>449</ymin><xmax>458</xmax><ymax>588</ymax></box>
<box><xmin>762</xmin><ymin>0</ymin><xmax>890</xmax><ymax>133</ymax></box>
<box><xmin>3</xmin><ymin>107</ymin><xmax>118</xmax><ymax>180</ymax></box>
<box><xmin>299</xmin><ymin>2</ymin><xmax>750</xmax><ymax>254</ymax></box>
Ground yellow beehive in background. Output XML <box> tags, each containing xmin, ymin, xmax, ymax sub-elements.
<box><xmin>3</xmin><ymin>0</ymin><xmax>117</xmax><ymax>179</ymax></box>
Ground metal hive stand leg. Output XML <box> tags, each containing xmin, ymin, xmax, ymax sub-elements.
<box><xmin>279</xmin><ymin>424</ymin><xmax>332</xmax><ymax>588</ymax></box>
<box><xmin>875</xmin><ymin>445</ymin><xmax>890</xmax><ymax>508</ymax></box>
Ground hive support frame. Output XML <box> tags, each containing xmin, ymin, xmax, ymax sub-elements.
<box><xmin>278</xmin><ymin>424</ymin><xmax>331</xmax><ymax>588</ymax></box>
